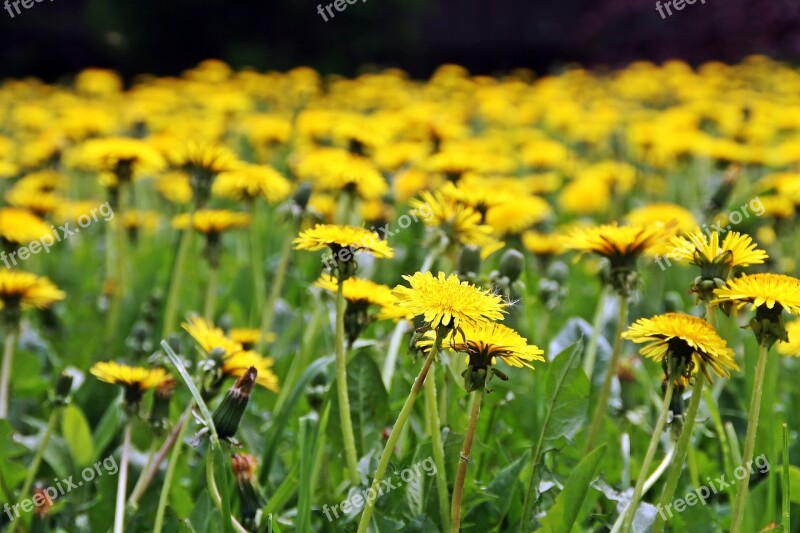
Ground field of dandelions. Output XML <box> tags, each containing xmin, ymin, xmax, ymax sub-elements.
<box><xmin>0</xmin><ymin>56</ymin><xmax>799</xmax><ymax>533</ymax></box>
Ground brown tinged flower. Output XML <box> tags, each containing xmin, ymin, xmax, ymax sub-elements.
<box><xmin>231</xmin><ymin>453</ymin><xmax>267</xmax><ymax>528</ymax></box>
<box><xmin>212</xmin><ymin>366</ymin><xmax>257</xmax><ymax>441</ymax></box>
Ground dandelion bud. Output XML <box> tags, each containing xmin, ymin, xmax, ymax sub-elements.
<box><xmin>292</xmin><ymin>182</ymin><xmax>312</xmax><ymax>212</ymax></box>
<box><xmin>53</xmin><ymin>372</ymin><xmax>74</xmax><ymax>406</ymax></box>
<box><xmin>212</xmin><ymin>367</ymin><xmax>257</xmax><ymax>441</ymax></box>
<box><xmin>458</xmin><ymin>246</ymin><xmax>482</xmax><ymax>277</ymax></box>
<box><xmin>32</xmin><ymin>484</ymin><xmax>54</xmax><ymax>519</ymax></box>
<box><xmin>499</xmin><ymin>249</ymin><xmax>525</xmax><ymax>283</ymax></box>
<box><xmin>231</xmin><ymin>453</ymin><xmax>267</xmax><ymax>528</ymax></box>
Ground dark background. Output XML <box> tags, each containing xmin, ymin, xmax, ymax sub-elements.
<box><xmin>2</xmin><ymin>0</ymin><xmax>800</xmax><ymax>80</ymax></box>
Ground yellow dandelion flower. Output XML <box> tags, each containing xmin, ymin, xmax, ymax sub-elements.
<box><xmin>166</xmin><ymin>141</ymin><xmax>240</xmax><ymax>175</ymax></box>
<box><xmin>668</xmin><ymin>230</ymin><xmax>767</xmax><ymax>270</ymax></box>
<box><xmin>172</xmin><ymin>209</ymin><xmax>251</xmax><ymax>234</ymax></box>
<box><xmin>562</xmin><ymin>222</ymin><xmax>671</xmax><ymax>266</ymax></box>
<box><xmin>393</xmin><ymin>271</ymin><xmax>507</xmax><ymax>330</ymax></box>
<box><xmin>314</xmin><ymin>273</ymin><xmax>396</xmax><ymax>307</ymax></box>
<box><xmin>68</xmin><ymin>137</ymin><xmax>165</xmax><ymax>181</ymax></box>
<box><xmin>155</xmin><ymin>171</ymin><xmax>192</xmax><ymax>205</ymax></box>
<box><xmin>182</xmin><ymin>316</ymin><xmax>242</xmax><ymax>357</ymax></box>
<box><xmin>212</xmin><ymin>164</ymin><xmax>292</xmax><ymax>204</ymax></box>
<box><xmin>293</xmin><ymin>148</ymin><xmax>387</xmax><ymax>200</ymax></box>
<box><xmin>420</xmin><ymin>321</ymin><xmax>545</xmax><ymax>369</ymax></box>
<box><xmin>522</xmin><ymin>230</ymin><xmax>565</xmax><ymax>257</ymax></box>
<box><xmin>293</xmin><ymin>224</ymin><xmax>394</xmax><ymax>259</ymax></box>
<box><xmin>623</xmin><ymin>313</ymin><xmax>738</xmax><ymax>381</ymax></box>
<box><xmin>485</xmin><ymin>196</ymin><xmax>552</xmax><ymax>236</ymax></box>
<box><xmin>777</xmin><ymin>321</ymin><xmax>800</xmax><ymax>357</ymax></box>
<box><xmin>5</xmin><ymin>187</ymin><xmax>62</xmax><ymax>217</ymax></box>
<box><xmin>625</xmin><ymin>203</ymin><xmax>697</xmax><ymax>236</ymax></box>
<box><xmin>411</xmin><ymin>191</ymin><xmax>501</xmax><ymax>253</ymax></box>
<box><xmin>0</xmin><ymin>208</ymin><xmax>53</xmax><ymax>244</ymax></box>
<box><xmin>90</xmin><ymin>362</ymin><xmax>169</xmax><ymax>390</ymax></box>
<box><xmin>229</xmin><ymin>328</ymin><xmax>275</xmax><ymax>350</ymax></box>
<box><xmin>223</xmin><ymin>351</ymin><xmax>280</xmax><ymax>393</ymax></box>
<box><xmin>713</xmin><ymin>273</ymin><xmax>800</xmax><ymax>315</ymax></box>
<box><xmin>0</xmin><ymin>271</ymin><xmax>65</xmax><ymax>311</ymax></box>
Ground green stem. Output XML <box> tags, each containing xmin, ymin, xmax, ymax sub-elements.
<box><xmin>257</xmin><ymin>228</ymin><xmax>293</xmax><ymax>355</ymax></box>
<box><xmin>424</xmin><ymin>363</ymin><xmax>450</xmax><ymax>531</ymax></box>
<box><xmin>204</xmin><ymin>264</ymin><xmax>219</xmax><ymax>322</ymax></box>
<box><xmin>128</xmin><ymin>413</ymin><xmax>186</xmax><ymax>509</ymax></box>
<box><xmin>107</xmin><ymin>185</ymin><xmax>127</xmax><ymax>343</ymax></box>
<box><xmin>162</xmin><ymin>220</ymin><xmax>194</xmax><ymax>338</ymax></box>
<box><xmin>382</xmin><ymin>320</ymin><xmax>411</xmax><ymax>391</ymax></box>
<box><xmin>621</xmin><ymin>365</ymin><xmax>679</xmax><ymax>532</ymax></box>
<box><xmin>651</xmin><ymin>368</ymin><xmax>706</xmax><ymax>533</ymax></box>
<box><xmin>248</xmin><ymin>200</ymin><xmax>265</xmax><ymax>322</ymax></box>
<box><xmin>730</xmin><ymin>340</ymin><xmax>770</xmax><ymax>533</ymax></box>
<box><xmin>114</xmin><ymin>421</ymin><xmax>132</xmax><ymax>533</ymax></box>
<box><xmin>783</xmin><ymin>423</ymin><xmax>790</xmax><ymax>532</ymax></box>
<box><xmin>153</xmin><ymin>404</ymin><xmax>193</xmax><ymax>533</ymax></box>
<box><xmin>0</xmin><ymin>327</ymin><xmax>18</xmax><ymax>419</ymax></box>
<box><xmin>583</xmin><ymin>286</ymin><xmax>609</xmax><ymax>378</ymax></box>
<box><xmin>451</xmin><ymin>391</ymin><xmax>482</xmax><ymax>533</ymax></box>
<box><xmin>585</xmin><ymin>294</ymin><xmax>628</xmax><ymax>453</ymax></box>
<box><xmin>335</xmin><ymin>276</ymin><xmax>360</xmax><ymax>484</ymax></box>
<box><xmin>18</xmin><ymin>407</ymin><xmax>60</xmax><ymax>501</ymax></box>
<box><xmin>357</xmin><ymin>330</ymin><xmax>444</xmax><ymax>532</ymax></box>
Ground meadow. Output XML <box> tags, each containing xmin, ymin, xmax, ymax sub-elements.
<box><xmin>0</xmin><ymin>56</ymin><xmax>798</xmax><ymax>532</ymax></box>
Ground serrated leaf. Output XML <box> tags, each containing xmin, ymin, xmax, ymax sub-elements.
<box><xmin>62</xmin><ymin>404</ymin><xmax>94</xmax><ymax>467</ymax></box>
<box><xmin>542</xmin><ymin>340</ymin><xmax>590</xmax><ymax>446</ymax></box>
<box><xmin>463</xmin><ymin>450</ymin><xmax>531</xmax><ymax>528</ymax></box>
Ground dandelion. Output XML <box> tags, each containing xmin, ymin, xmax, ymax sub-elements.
<box><xmin>0</xmin><ymin>271</ymin><xmax>65</xmax><ymax>418</ymax></box>
<box><xmin>425</xmin><ymin>322</ymin><xmax>544</xmax><ymax>531</ymax></box>
<box><xmin>620</xmin><ymin>313</ymin><xmax>735</xmax><ymax>531</ymax></box>
<box><xmin>712</xmin><ymin>272</ymin><xmax>800</xmax><ymax>533</ymax></box>
<box><xmin>777</xmin><ymin>320</ymin><xmax>800</xmax><ymax>357</ymax></box>
<box><xmin>90</xmin><ymin>361</ymin><xmax>169</xmax><ymax>533</ymax></box>
<box><xmin>358</xmin><ymin>272</ymin><xmax>508</xmax><ymax>532</ymax></box>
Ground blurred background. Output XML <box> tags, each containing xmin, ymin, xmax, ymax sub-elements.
<box><xmin>2</xmin><ymin>0</ymin><xmax>800</xmax><ymax>80</ymax></box>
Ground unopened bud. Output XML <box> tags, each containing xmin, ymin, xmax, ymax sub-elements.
<box><xmin>212</xmin><ymin>367</ymin><xmax>257</xmax><ymax>440</ymax></box>
<box><xmin>499</xmin><ymin>249</ymin><xmax>525</xmax><ymax>283</ymax></box>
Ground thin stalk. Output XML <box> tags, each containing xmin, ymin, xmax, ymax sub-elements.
<box><xmin>783</xmin><ymin>423</ymin><xmax>790</xmax><ymax>533</ymax></box>
<box><xmin>0</xmin><ymin>327</ymin><xmax>18</xmax><ymax>419</ymax></box>
<box><xmin>153</xmin><ymin>403</ymin><xmax>194</xmax><ymax>533</ymax></box>
<box><xmin>18</xmin><ymin>407</ymin><xmax>60</xmax><ymax>501</ymax></box>
<box><xmin>585</xmin><ymin>294</ymin><xmax>628</xmax><ymax>453</ymax></box>
<box><xmin>107</xmin><ymin>185</ymin><xmax>127</xmax><ymax>343</ymax></box>
<box><xmin>335</xmin><ymin>277</ymin><xmax>360</xmax><ymax>484</ymax></box>
<box><xmin>621</xmin><ymin>364</ymin><xmax>679</xmax><ymax>532</ymax></box>
<box><xmin>114</xmin><ymin>422</ymin><xmax>132</xmax><ymax>533</ymax></box>
<box><xmin>128</xmin><ymin>409</ymin><xmax>189</xmax><ymax>509</ymax></box>
<box><xmin>162</xmin><ymin>219</ymin><xmax>194</xmax><ymax>337</ymax></box>
<box><xmin>247</xmin><ymin>200</ymin><xmax>265</xmax><ymax>322</ymax></box>
<box><xmin>730</xmin><ymin>340</ymin><xmax>770</xmax><ymax>533</ymax></box>
<box><xmin>257</xmin><ymin>228</ymin><xmax>293</xmax><ymax>355</ymax></box>
<box><xmin>651</xmin><ymin>369</ymin><xmax>706</xmax><ymax>533</ymax></box>
<box><xmin>424</xmin><ymin>363</ymin><xmax>450</xmax><ymax>531</ymax></box>
<box><xmin>203</xmin><ymin>264</ymin><xmax>219</xmax><ymax>321</ymax></box>
<box><xmin>357</xmin><ymin>330</ymin><xmax>444</xmax><ymax>532</ymax></box>
<box><xmin>451</xmin><ymin>391</ymin><xmax>482</xmax><ymax>532</ymax></box>
<box><xmin>382</xmin><ymin>320</ymin><xmax>410</xmax><ymax>390</ymax></box>
<box><xmin>609</xmin><ymin>445</ymin><xmax>676</xmax><ymax>533</ymax></box>
<box><xmin>583</xmin><ymin>286</ymin><xmax>609</xmax><ymax>378</ymax></box>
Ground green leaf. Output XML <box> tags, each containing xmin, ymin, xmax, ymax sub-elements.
<box><xmin>329</xmin><ymin>350</ymin><xmax>389</xmax><ymax>454</ymax></box>
<box><xmin>61</xmin><ymin>404</ymin><xmax>94</xmax><ymax>467</ymax></box>
<box><xmin>542</xmin><ymin>340</ymin><xmax>590</xmax><ymax>446</ymax></box>
<box><xmin>297</xmin><ymin>415</ymin><xmax>318</xmax><ymax>533</ymax></box>
<box><xmin>536</xmin><ymin>445</ymin><xmax>606</xmax><ymax>533</ymax></box>
<box><xmin>463</xmin><ymin>450</ymin><xmax>531</xmax><ymax>528</ymax></box>
<box><xmin>259</xmin><ymin>355</ymin><xmax>334</xmax><ymax>483</ymax></box>
<box><xmin>0</xmin><ymin>420</ymin><xmax>28</xmax><ymax>499</ymax></box>
<box><xmin>187</xmin><ymin>490</ymin><xmax>214</xmax><ymax>533</ymax></box>
<box><xmin>211</xmin><ymin>446</ymin><xmax>234</xmax><ymax>533</ymax></box>
<box><xmin>784</xmin><ymin>465</ymin><xmax>800</xmax><ymax>504</ymax></box>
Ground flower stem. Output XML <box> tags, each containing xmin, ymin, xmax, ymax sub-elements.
<box><xmin>153</xmin><ymin>403</ymin><xmax>194</xmax><ymax>533</ymax></box>
<box><xmin>257</xmin><ymin>228</ymin><xmax>293</xmax><ymax>355</ymax></box>
<box><xmin>114</xmin><ymin>421</ymin><xmax>132</xmax><ymax>533</ymax></box>
<box><xmin>107</xmin><ymin>185</ymin><xmax>127</xmax><ymax>343</ymax></box>
<box><xmin>730</xmin><ymin>340</ymin><xmax>770</xmax><ymax>533</ymax></box>
<box><xmin>382</xmin><ymin>320</ymin><xmax>411</xmax><ymax>391</ymax></box>
<box><xmin>585</xmin><ymin>293</ymin><xmax>628</xmax><ymax>453</ymax></box>
<box><xmin>18</xmin><ymin>407</ymin><xmax>60</xmax><ymax>501</ymax></box>
<box><xmin>424</xmin><ymin>363</ymin><xmax>450</xmax><ymax>531</ymax></box>
<box><xmin>128</xmin><ymin>411</ymin><xmax>188</xmax><ymax>509</ymax></box>
<box><xmin>357</xmin><ymin>330</ymin><xmax>444</xmax><ymax>533</ymax></box>
<box><xmin>451</xmin><ymin>391</ymin><xmax>482</xmax><ymax>532</ymax></box>
<box><xmin>783</xmin><ymin>422</ymin><xmax>790</xmax><ymax>533</ymax></box>
<box><xmin>0</xmin><ymin>327</ymin><xmax>18</xmax><ymax>419</ymax></box>
<box><xmin>206</xmin><ymin>447</ymin><xmax>249</xmax><ymax>533</ymax></box>
<box><xmin>247</xmin><ymin>200</ymin><xmax>265</xmax><ymax>322</ymax></box>
<box><xmin>203</xmin><ymin>264</ymin><xmax>219</xmax><ymax>322</ymax></box>
<box><xmin>162</xmin><ymin>220</ymin><xmax>194</xmax><ymax>338</ymax></box>
<box><xmin>621</xmin><ymin>365</ymin><xmax>679</xmax><ymax>532</ymax></box>
<box><xmin>651</xmin><ymin>368</ymin><xmax>706</xmax><ymax>533</ymax></box>
<box><xmin>335</xmin><ymin>276</ymin><xmax>360</xmax><ymax>484</ymax></box>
